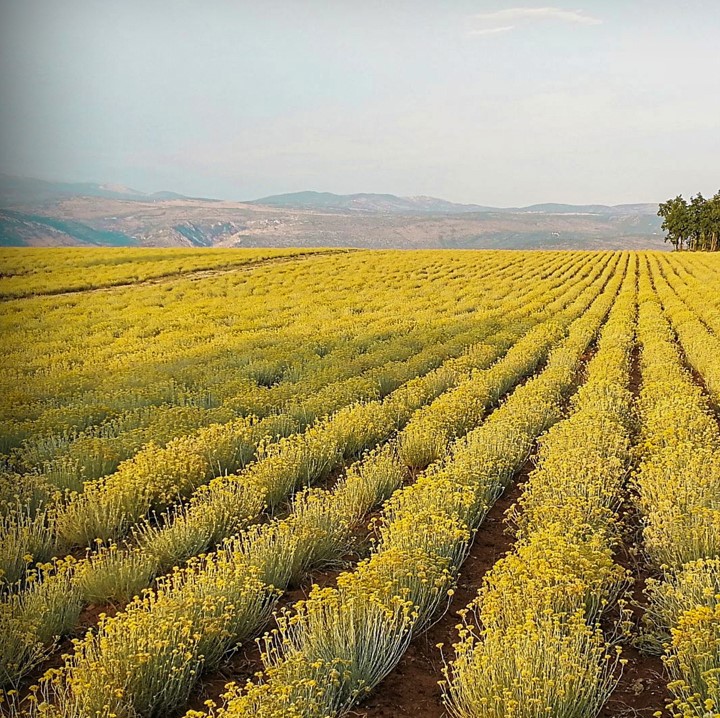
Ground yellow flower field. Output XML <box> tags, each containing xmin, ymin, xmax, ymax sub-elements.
<box><xmin>0</xmin><ymin>249</ymin><xmax>718</xmax><ymax>718</ymax></box>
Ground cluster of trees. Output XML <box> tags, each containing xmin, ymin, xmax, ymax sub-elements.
<box><xmin>658</xmin><ymin>191</ymin><xmax>720</xmax><ymax>251</ymax></box>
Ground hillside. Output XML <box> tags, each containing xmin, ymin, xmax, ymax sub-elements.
<box><xmin>247</xmin><ymin>190</ymin><xmax>496</xmax><ymax>214</ymax></box>
<box><xmin>0</xmin><ymin>173</ymin><xmax>203</xmax><ymax>206</ymax></box>
<box><xmin>0</xmin><ymin>175</ymin><xmax>666</xmax><ymax>250</ymax></box>
<box><xmin>248</xmin><ymin>190</ymin><xmax>658</xmax><ymax>218</ymax></box>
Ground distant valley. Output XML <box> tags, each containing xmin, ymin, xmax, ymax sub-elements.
<box><xmin>0</xmin><ymin>174</ymin><xmax>667</xmax><ymax>250</ymax></box>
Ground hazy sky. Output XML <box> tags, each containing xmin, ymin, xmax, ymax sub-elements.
<box><xmin>0</xmin><ymin>1</ymin><xmax>718</xmax><ymax>205</ymax></box>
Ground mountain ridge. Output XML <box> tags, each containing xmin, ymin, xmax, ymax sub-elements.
<box><xmin>0</xmin><ymin>173</ymin><xmax>215</xmax><ymax>206</ymax></box>
<box><xmin>1</xmin><ymin>174</ymin><xmax>659</xmax><ymax>217</ymax></box>
<box><xmin>0</xmin><ymin>174</ymin><xmax>666</xmax><ymax>250</ymax></box>
<box><xmin>247</xmin><ymin>190</ymin><xmax>658</xmax><ymax>217</ymax></box>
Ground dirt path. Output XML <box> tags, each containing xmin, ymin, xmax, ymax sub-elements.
<box><xmin>599</xmin><ymin>524</ymin><xmax>670</xmax><ymax>717</ymax></box>
<box><xmin>350</xmin><ymin>337</ymin><xmax>606</xmax><ymax>717</ymax></box>
<box><xmin>355</xmin><ymin>470</ymin><xmax>529</xmax><ymax>718</ymax></box>
<box><xmin>2</xmin><ymin>249</ymin><xmax>348</xmax><ymax>300</ymax></box>
<box><xmin>597</xmin><ymin>341</ymin><xmax>672</xmax><ymax>717</ymax></box>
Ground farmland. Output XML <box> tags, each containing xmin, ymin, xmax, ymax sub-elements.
<box><xmin>0</xmin><ymin>248</ymin><xmax>719</xmax><ymax>718</ymax></box>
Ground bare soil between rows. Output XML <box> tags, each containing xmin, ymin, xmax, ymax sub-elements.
<box><xmin>354</xmin><ymin>464</ymin><xmax>530</xmax><ymax>718</ymax></box>
<box><xmin>597</xmin><ymin>340</ymin><xmax>671</xmax><ymax>717</ymax></box>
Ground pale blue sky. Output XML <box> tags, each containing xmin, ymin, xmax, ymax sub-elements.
<box><xmin>0</xmin><ymin>1</ymin><xmax>718</xmax><ymax>205</ymax></box>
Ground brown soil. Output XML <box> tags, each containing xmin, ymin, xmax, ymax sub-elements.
<box><xmin>598</xmin><ymin>341</ymin><xmax>671</xmax><ymax>717</ymax></box>
<box><xmin>77</xmin><ymin>600</ymin><xmax>119</xmax><ymax>630</ymax></box>
<box><xmin>355</xmin><ymin>464</ymin><xmax>531</xmax><ymax>718</ymax></box>
<box><xmin>601</xmin><ymin>644</ymin><xmax>667</xmax><ymax>718</ymax></box>
<box><xmin>185</xmin><ymin>642</ymin><xmax>265</xmax><ymax>713</ymax></box>
<box><xmin>600</xmin><ymin>506</ymin><xmax>671</xmax><ymax>717</ymax></box>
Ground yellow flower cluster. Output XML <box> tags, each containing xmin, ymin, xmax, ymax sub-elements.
<box><xmin>3</xmin><ymin>250</ymin><xmax>565</xmax><ymax>593</ymax></box>
<box><xmin>398</xmin><ymin>249</ymin><xmax>612</xmax><ymax>469</ymax></box>
<box><xmin>649</xmin><ymin>254</ymin><xmax>720</xmax><ymax>406</ymax></box>
<box><xmin>634</xmin><ymin>258</ymin><xmax>720</xmax><ymax>717</ymax></box>
<box><xmin>0</xmin><ymin>253</ymin><xmax>601</xmax><ymax>693</ymax></box>
<box><xmin>191</xmin><ymin>255</ymin><xmax>626</xmax><ymax>718</ymax></box>
<box><xmin>443</xmin><ymin>255</ymin><xmax>637</xmax><ymax>717</ymax></box>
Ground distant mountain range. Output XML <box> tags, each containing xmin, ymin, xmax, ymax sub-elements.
<box><xmin>2</xmin><ymin>174</ymin><xmax>659</xmax><ymax>217</ymax></box>
<box><xmin>0</xmin><ymin>173</ymin><xmax>202</xmax><ymax>206</ymax></box>
<box><xmin>247</xmin><ymin>191</ymin><xmax>496</xmax><ymax>214</ymax></box>
<box><xmin>248</xmin><ymin>190</ymin><xmax>659</xmax><ymax>217</ymax></box>
<box><xmin>0</xmin><ymin>174</ymin><xmax>666</xmax><ymax>250</ymax></box>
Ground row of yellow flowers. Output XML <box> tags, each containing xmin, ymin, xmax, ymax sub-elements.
<box><xmin>442</xmin><ymin>254</ymin><xmax>637</xmax><ymax>717</ymax></box>
<box><xmin>634</xmin><ymin>259</ymin><xmax>720</xmax><ymax>717</ymax></box>
<box><xmin>1</xmin><ymin>252</ymin><xmax>600</xmax><ymax>593</ymax></box>
<box><xmin>671</xmin><ymin>253</ymin><xmax>720</xmax><ymax>311</ymax></box>
<box><xmin>0</xmin><ymin>248</ymin><xmax>330</xmax><ymax>299</ymax></box>
<box><xmin>2</xmin><ymin>251</ymin><xmax>580</xmax><ymax>587</ymax></box>
<box><xmin>2</xmin><ymin>254</ymin><xmax>334</xmax><ymax>450</ymax></box>
<box><xmin>2</xmin><ymin>249</ymin><xmax>529</xmax><ymax>451</ymax></box>
<box><xmin>1</xmin><ymin>310</ymin><xmax>522</xmax><ymax>585</ymax></box>
<box><xmin>649</xmin><ymin>255</ymin><xmax>720</xmax><ymax>407</ymax></box>
<box><xmin>0</xmin><ymin>321</ymin><xmax>515</xmax><ymax>688</ymax></box>
<box><xmin>58</xmin><ymin>252</ymin><xmax>610</xmax><ymax>591</ymax></box>
<box><xmin>172</xmin><ymin>256</ymin><xmax>628</xmax><ymax>718</ymax></box>
<box><xmin>9</xmin><ymin>444</ymin><xmax>406</xmax><ymax>718</ymax></box>
<box><xmin>9</xmin><ymin>249</ymin><xmax>534</xmax><ymax>483</ymax></box>
<box><xmin>14</xmin><ymin>314</ymin><xmax>467</xmax><ymax>489</ymax></box>
<box><xmin>0</xmin><ymin>252</ymin><xmax>594</xmax><ymax>690</ymax></box>
<box><xmin>1</xmin><ymin>255</ymin><xmax>619</xmax><ymax>714</ymax></box>
<box><xmin>4</xmin><ymin>250</ymin><xmax>577</xmax><ymax>481</ymax></box>
<box><xmin>396</xmin><ymin>253</ymin><xmax>606</xmax><ymax>469</ymax></box>
<box><xmin>660</xmin><ymin>254</ymin><xmax>720</xmax><ymax>338</ymax></box>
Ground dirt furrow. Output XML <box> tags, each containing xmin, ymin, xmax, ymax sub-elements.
<box><xmin>356</xmin><ymin>471</ymin><xmax>528</xmax><ymax>718</ymax></box>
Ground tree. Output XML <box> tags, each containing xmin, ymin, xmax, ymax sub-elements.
<box><xmin>658</xmin><ymin>191</ymin><xmax>720</xmax><ymax>251</ymax></box>
<box><xmin>689</xmin><ymin>192</ymin><xmax>706</xmax><ymax>250</ymax></box>
<box><xmin>706</xmin><ymin>191</ymin><xmax>720</xmax><ymax>252</ymax></box>
<box><xmin>658</xmin><ymin>195</ymin><xmax>690</xmax><ymax>250</ymax></box>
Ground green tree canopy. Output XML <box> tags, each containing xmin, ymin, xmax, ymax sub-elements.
<box><xmin>658</xmin><ymin>191</ymin><xmax>720</xmax><ymax>251</ymax></box>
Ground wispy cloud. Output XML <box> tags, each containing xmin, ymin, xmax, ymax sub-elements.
<box><xmin>468</xmin><ymin>24</ymin><xmax>516</xmax><ymax>36</ymax></box>
<box><xmin>468</xmin><ymin>7</ymin><xmax>602</xmax><ymax>36</ymax></box>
